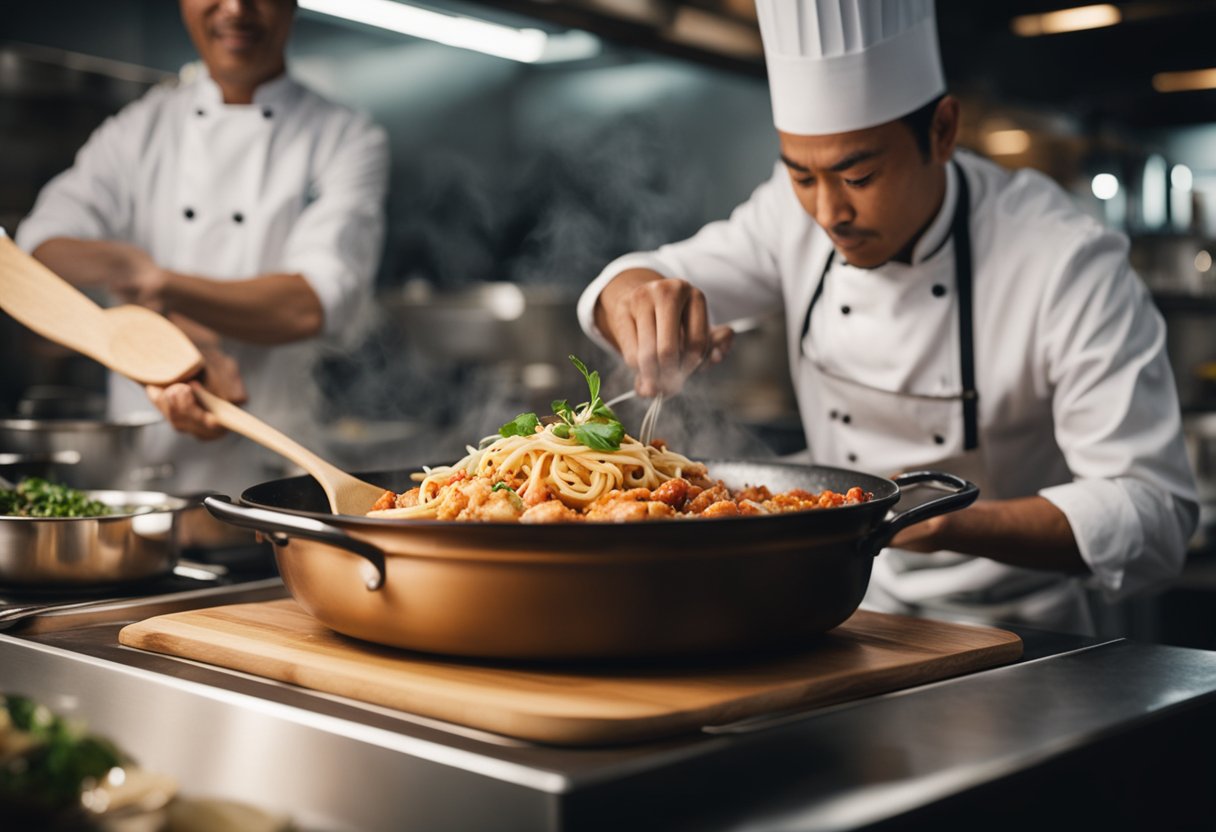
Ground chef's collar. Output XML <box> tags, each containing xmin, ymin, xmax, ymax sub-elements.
<box><xmin>908</xmin><ymin>160</ymin><xmax>957</xmax><ymax>266</ymax></box>
<box><xmin>190</xmin><ymin>64</ymin><xmax>295</xmax><ymax>109</ymax></box>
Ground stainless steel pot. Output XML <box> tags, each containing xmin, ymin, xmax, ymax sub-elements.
<box><xmin>0</xmin><ymin>414</ymin><xmax>165</xmax><ymax>490</ymax></box>
<box><xmin>384</xmin><ymin>281</ymin><xmax>593</xmax><ymax>366</ymax></box>
<box><xmin>0</xmin><ymin>490</ymin><xmax>188</xmax><ymax>587</ymax></box>
<box><xmin>0</xmin><ymin>419</ymin><xmax>258</xmax><ymax>553</ymax></box>
<box><xmin>204</xmin><ymin>462</ymin><xmax>978</xmax><ymax>660</ymax></box>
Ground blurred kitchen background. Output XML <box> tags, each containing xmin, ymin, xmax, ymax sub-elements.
<box><xmin>2</xmin><ymin>1</ymin><xmax>1216</xmax><ymax>643</ymax></box>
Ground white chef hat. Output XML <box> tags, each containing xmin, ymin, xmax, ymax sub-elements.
<box><xmin>755</xmin><ymin>0</ymin><xmax>946</xmax><ymax>135</ymax></box>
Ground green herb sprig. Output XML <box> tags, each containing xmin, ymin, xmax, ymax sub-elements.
<box><xmin>499</xmin><ymin>355</ymin><xmax>626</xmax><ymax>452</ymax></box>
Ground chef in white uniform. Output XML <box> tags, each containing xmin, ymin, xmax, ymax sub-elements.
<box><xmin>578</xmin><ymin>0</ymin><xmax>1198</xmax><ymax>634</ymax></box>
<box><xmin>16</xmin><ymin>0</ymin><xmax>388</xmax><ymax>495</ymax></box>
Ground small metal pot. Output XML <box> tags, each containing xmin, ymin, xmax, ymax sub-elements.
<box><xmin>0</xmin><ymin>414</ymin><xmax>165</xmax><ymax>490</ymax></box>
<box><xmin>0</xmin><ymin>490</ymin><xmax>188</xmax><ymax>587</ymax></box>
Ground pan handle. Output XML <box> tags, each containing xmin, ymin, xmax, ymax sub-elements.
<box><xmin>202</xmin><ymin>496</ymin><xmax>386</xmax><ymax>590</ymax></box>
<box><xmin>861</xmin><ymin>471</ymin><xmax>979</xmax><ymax>555</ymax></box>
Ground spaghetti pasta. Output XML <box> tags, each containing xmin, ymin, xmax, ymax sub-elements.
<box><xmin>369</xmin><ymin>427</ymin><xmax>708</xmax><ymax>519</ymax></box>
<box><xmin>366</xmin><ymin>355</ymin><xmax>871</xmax><ymax>522</ymax></box>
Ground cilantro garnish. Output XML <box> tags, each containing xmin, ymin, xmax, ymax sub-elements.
<box><xmin>572</xmin><ymin>421</ymin><xmax>624</xmax><ymax>451</ymax></box>
<box><xmin>498</xmin><ymin>412</ymin><xmax>540</xmax><ymax>438</ymax></box>
<box><xmin>497</xmin><ymin>355</ymin><xmax>626</xmax><ymax>451</ymax></box>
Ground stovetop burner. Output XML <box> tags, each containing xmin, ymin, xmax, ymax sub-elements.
<box><xmin>2</xmin><ymin>567</ymin><xmax>223</xmax><ymax>601</ymax></box>
<box><xmin>0</xmin><ymin>546</ymin><xmax>282</xmax><ymax>633</ymax></box>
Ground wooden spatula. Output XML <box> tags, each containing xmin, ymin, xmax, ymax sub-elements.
<box><xmin>0</xmin><ymin>232</ymin><xmax>387</xmax><ymax>516</ymax></box>
<box><xmin>0</xmin><ymin>233</ymin><xmax>203</xmax><ymax>385</ymax></box>
<box><xmin>192</xmin><ymin>387</ymin><xmax>387</xmax><ymax>515</ymax></box>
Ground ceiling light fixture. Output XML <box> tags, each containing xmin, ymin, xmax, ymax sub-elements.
<box><xmin>1011</xmin><ymin>4</ymin><xmax>1121</xmax><ymax>37</ymax></box>
<box><xmin>1152</xmin><ymin>67</ymin><xmax>1216</xmax><ymax>93</ymax></box>
<box><xmin>984</xmin><ymin>129</ymin><xmax>1031</xmax><ymax>156</ymax></box>
<box><xmin>298</xmin><ymin>0</ymin><xmax>599</xmax><ymax>64</ymax></box>
<box><xmin>1091</xmin><ymin>173</ymin><xmax>1120</xmax><ymax>201</ymax></box>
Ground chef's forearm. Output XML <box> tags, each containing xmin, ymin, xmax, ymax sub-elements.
<box><xmin>160</xmin><ymin>271</ymin><xmax>324</xmax><ymax>344</ymax></box>
<box><xmin>32</xmin><ymin>238</ymin><xmax>137</xmax><ymax>289</ymax></box>
<box><xmin>906</xmin><ymin>496</ymin><xmax>1089</xmax><ymax>574</ymax></box>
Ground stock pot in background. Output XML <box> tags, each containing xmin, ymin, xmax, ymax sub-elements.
<box><xmin>0</xmin><ymin>490</ymin><xmax>188</xmax><ymax>587</ymax></box>
<box><xmin>0</xmin><ymin>413</ymin><xmax>259</xmax><ymax>554</ymax></box>
<box><xmin>0</xmin><ymin>413</ymin><xmax>166</xmax><ymax>490</ymax></box>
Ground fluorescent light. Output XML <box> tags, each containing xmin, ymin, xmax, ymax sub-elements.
<box><xmin>1171</xmin><ymin>164</ymin><xmax>1193</xmax><ymax>231</ymax></box>
<box><xmin>1172</xmin><ymin>164</ymin><xmax>1193</xmax><ymax>192</ymax></box>
<box><xmin>1153</xmin><ymin>67</ymin><xmax>1216</xmax><ymax>93</ymax></box>
<box><xmin>984</xmin><ymin>129</ymin><xmax>1030</xmax><ymax>156</ymax></box>
<box><xmin>299</xmin><ymin>0</ymin><xmax>599</xmax><ymax>64</ymax></box>
<box><xmin>1011</xmin><ymin>4</ymin><xmax>1120</xmax><ymax>37</ymax></box>
<box><xmin>1091</xmin><ymin>173</ymin><xmax>1119</xmax><ymax>201</ymax></box>
<box><xmin>1141</xmin><ymin>154</ymin><xmax>1167</xmax><ymax>228</ymax></box>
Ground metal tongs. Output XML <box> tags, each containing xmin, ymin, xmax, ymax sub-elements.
<box><xmin>604</xmin><ymin>389</ymin><xmax>665</xmax><ymax>446</ymax></box>
<box><xmin>604</xmin><ymin>316</ymin><xmax>760</xmax><ymax>446</ymax></box>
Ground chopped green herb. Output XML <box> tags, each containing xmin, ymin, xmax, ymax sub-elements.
<box><xmin>0</xmin><ymin>478</ymin><xmax>112</xmax><ymax>518</ymax></box>
<box><xmin>490</xmin><ymin>482</ymin><xmax>525</xmax><ymax>510</ymax></box>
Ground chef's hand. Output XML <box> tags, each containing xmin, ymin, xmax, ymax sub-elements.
<box><xmin>596</xmin><ymin>269</ymin><xmax>734</xmax><ymax>397</ymax></box>
<box><xmin>145</xmin><ymin>338</ymin><xmax>247</xmax><ymax>441</ymax></box>
<box><xmin>106</xmin><ymin>243</ymin><xmax>168</xmax><ymax>312</ymax></box>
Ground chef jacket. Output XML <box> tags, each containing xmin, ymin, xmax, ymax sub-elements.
<box><xmin>577</xmin><ymin>150</ymin><xmax>1198</xmax><ymax>633</ymax></box>
<box><xmin>17</xmin><ymin>65</ymin><xmax>388</xmax><ymax>495</ymax></box>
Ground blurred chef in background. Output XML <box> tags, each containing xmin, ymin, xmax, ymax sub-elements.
<box><xmin>579</xmin><ymin>0</ymin><xmax>1197</xmax><ymax>633</ymax></box>
<box><xmin>16</xmin><ymin>0</ymin><xmax>388</xmax><ymax>494</ymax></box>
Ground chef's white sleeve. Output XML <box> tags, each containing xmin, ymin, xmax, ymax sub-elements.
<box><xmin>280</xmin><ymin>115</ymin><xmax>389</xmax><ymax>344</ymax></box>
<box><xmin>15</xmin><ymin>104</ymin><xmax>138</xmax><ymax>252</ymax></box>
<box><xmin>1036</xmin><ymin>229</ymin><xmax>1199</xmax><ymax>600</ymax></box>
<box><xmin>577</xmin><ymin>163</ymin><xmax>789</xmax><ymax>352</ymax></box>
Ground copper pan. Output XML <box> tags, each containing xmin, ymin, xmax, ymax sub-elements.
<box><xmin>204</xmin><ymin>462</ymin><xmax>977</xmax><ymax>660</ymax></box>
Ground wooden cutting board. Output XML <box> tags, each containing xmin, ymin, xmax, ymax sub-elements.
<box><xmin>119</xmin><ymin>600</ymin><xmax>1022</xmax><ymax>746</ymax></box>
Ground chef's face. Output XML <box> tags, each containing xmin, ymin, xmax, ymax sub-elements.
<box><xmin>180</xmin><ymin>0</ymin><xmax>294</xmax><ymax>90</ymax></box>
<box><xmin>778</xmin><ymin>97</ymin><xmax>959</xmax><ymax>269</ymax></box>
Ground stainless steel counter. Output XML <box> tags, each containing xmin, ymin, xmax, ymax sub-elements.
<box><xmin>2</xmin><ymin>584</ymin><xmax>1215</xmax><ymax>831</ymax></box>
